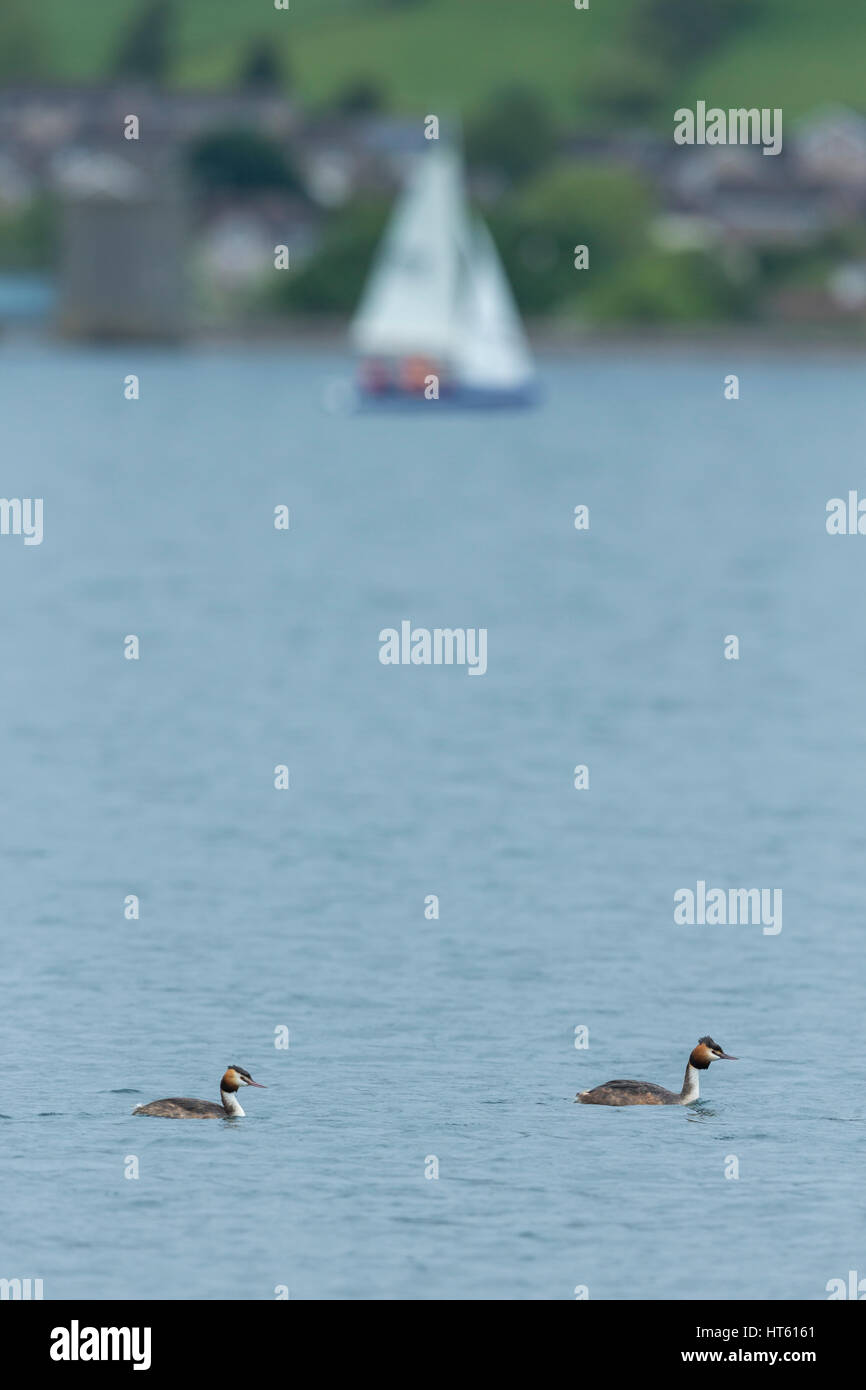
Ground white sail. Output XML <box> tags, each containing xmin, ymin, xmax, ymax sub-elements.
<box><xmin>452</xmin><ymin>219</ymin><xmax>534</xmax><ymax>389</ymax></box>
<box><xmin>349</xmin><ymin>145</ymin><xmax>534</xmax><ymax>393</ymax></box>
<box><xmin>349</xmin><ymin>147</ymin><xmax>465</xmax><ymax>359</ymax></box>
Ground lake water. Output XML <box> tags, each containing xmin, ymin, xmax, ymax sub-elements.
<box><xmin>1</xmin><ymin>342</ymin><xmax>864</xmax><ymax>1300</ymax></box>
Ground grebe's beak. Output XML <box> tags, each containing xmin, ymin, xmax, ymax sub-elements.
<box><xmin>247</xmin><ymin>1079</ymin><xmax>266</xmax><ymax>1087</ymax></box>
<box><xmin>715</xmin><ymin>1052</ymin><xmax>737</xmax><ymax>1060</ymax></box>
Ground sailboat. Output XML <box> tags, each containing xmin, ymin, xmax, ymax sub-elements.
<box><xmin>348</xmin><ymin>147</ymin><xmax>536</xmax><ymax>407</ymax></box>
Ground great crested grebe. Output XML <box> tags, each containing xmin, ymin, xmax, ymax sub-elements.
<box><xmin>576</xmin><ymin>1037</ymin><xmax>737</xmax><ymax>1106</ymax></box>
<box><xmin>132</xmin><ymin>1066</ymin><xmax>265</xmax><ymax>1119</ymax></box>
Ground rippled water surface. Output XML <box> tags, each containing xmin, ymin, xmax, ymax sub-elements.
<box><xmin>1</xmin><ymin>344</ymin><xmax>864</xmax><ymax>1299</ymax></box>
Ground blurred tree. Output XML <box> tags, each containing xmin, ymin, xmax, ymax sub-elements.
<box><xmin>755</xmin><ymin>231</ymin><xmax>866</xmax><ymax>293</ymax></box>
<box><xmin>488</xmin><ymin>164</ymin><xmax>654</xmax><ymax>314</ymax></box>
<box><xmin>270</xmin><ymin>198</ymin><xmax>389</xmax><ymax>314</ymax></box>
<box><xmin>0</xmin><ymin>1</ymin><xmax>43</xmax><ymax>80</ymax></box>
<box><xmin>584</xmin><ymin>49</ymin><xmax>668</xmax><ymax>124</ymax></box>
<box><xmin>587</xmin><ymin>250</ymin><xmax>751</xmax><ymax>322</ymax></box>
<box><xmin>188</xmin><ymin>129</ymin><xmax>303</xmax><ymax>194</ymax></box>
<box><xmin>335</xmin><ymin>78</ymin><xmax>387</xmax><ymax>117</ymax></box>
<box><xmin>465</xmin><ymin>86</ymin><xmax>559</xmax><ymax>183</ymax></box>
<box><xmin>516</xmin><ymin>164</ymin><xmax>652</xmax><ymax>269</ymax></box>
<box><xmin>238</xmin><ymin>37</ymin><xmax>287</xmax><ymax>91</ymax></box>
<box><xmin>112</xmin><ymin>0</ymin><xmax>176</xmax><ymax>84</ymax></box>
<box><xmin>0</xmin><ymin>197</ymin><xmax>57</xmax><ymax>270</ymax></box>
<box><xmin>630</xmin><ymin>0</ymin><xmax>762</xmax><ymax>66</ymax></box>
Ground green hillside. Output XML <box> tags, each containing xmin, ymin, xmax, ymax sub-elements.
<box><xmin>12</xmin><ymin>0</ymin><xmax>866</xmax><ymax>122</ymax></box>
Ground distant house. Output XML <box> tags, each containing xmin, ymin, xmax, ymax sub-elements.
<box><xmin>0</xmin><ymin>85</ymin><xmax>299</xmax><ymax>175</ymax></box>
<box><xmin>662</xmin><ymin>141</ymin><xmax>853</xmax><ymax>247</ymax></box>
<box><xmin>794</xmin><ymin>105</ymin><xmax>866</xmax><ymax>189</ymax></box>
<box><xmin>295</xmin><ymin>114</ymin><xmax>429</xmax><ymax>206</ymax></box>
<box><xmin>198</xmin><ymin>191</ymin><xmax>320</xmax><ymax>288</ymax></box>
<box><xmin>0</xmin><ymin>84</ymin><xmax>314</xmax><ymax>334</ymax></box>
<box><xmin>560</xmin><ymin>129</ymin><xmax>669</xmax><ymax>178</ymax></box>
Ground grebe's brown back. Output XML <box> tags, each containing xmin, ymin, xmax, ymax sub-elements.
<box><xmin>576</xmin><ymin>1037</ymin><xmax>737</xmax><ymax>1107</ymax></box>
<box><xmin>132</xmin><ymin>1066</ymin><xmax>265</xmax><ymax>1119</ymax></box>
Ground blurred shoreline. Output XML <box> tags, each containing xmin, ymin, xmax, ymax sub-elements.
<box><xmin>4</xmin><ymin>317</ymin><xmax>866</xmax><ymax>357</ymax></box>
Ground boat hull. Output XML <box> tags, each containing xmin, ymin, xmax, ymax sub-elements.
<box><xmin>354</xmin><ymin>381</ymin><xmax>539</xmax><ymax>411</ymax></box>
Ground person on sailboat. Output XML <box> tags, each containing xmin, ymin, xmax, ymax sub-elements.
<box><xmin>399</xmin><ymin>356</ymin><xmax>440</xmax><ymax>394</ymax></box>
<box><xmin>359</xmin><ymin>356</ymin><xmax>391</xmax><ymax>394</ymax></box>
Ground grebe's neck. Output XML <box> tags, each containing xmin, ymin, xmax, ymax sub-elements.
<box><xmin>679</xmin><ymin>1062</ymin><xmax>700</xmax><ymax>1104</ymax></box>
<box><xmin>221</xmin><ymin>1088</ymin><xmax>245</xmax><ymax>1116</ymax></box>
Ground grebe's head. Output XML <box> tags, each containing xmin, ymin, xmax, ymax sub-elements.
<box><xmin>691</xmin><ymin>1036</ymin><xmax>737</xmax><ymax>1069</ymax></box>
<box><xmin>221</xmin><ymin>1065</ymin><xmax>266</xmax><ymax>1092</ymax></box>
